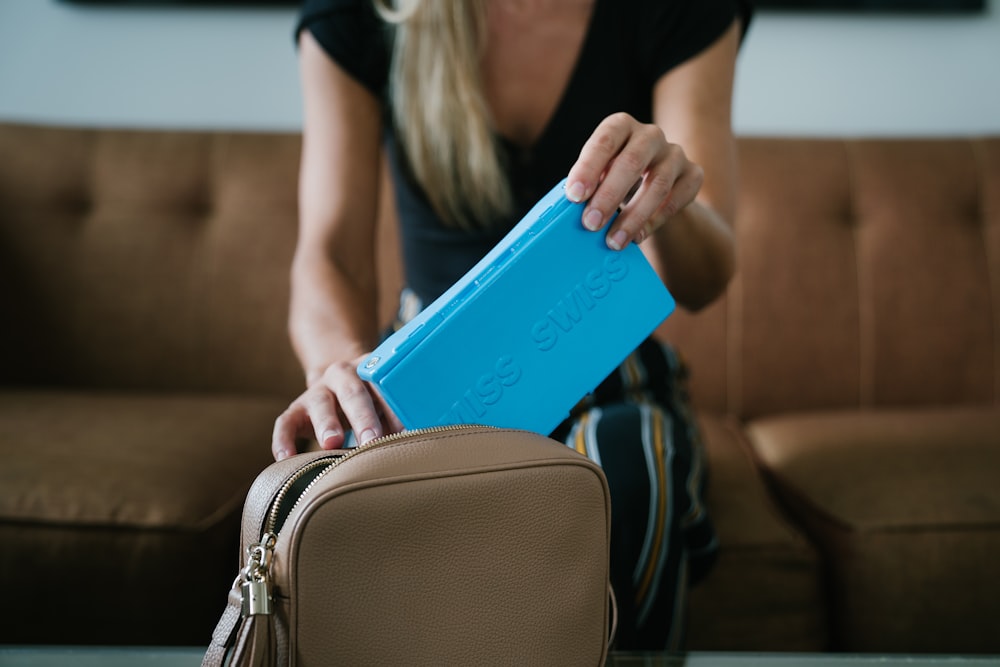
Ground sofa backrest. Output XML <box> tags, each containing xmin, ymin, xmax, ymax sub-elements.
<box><xmin>0</xmin><ymin>123</ymin><xmax>305</xmax><ymax>397</ymax></box>
<box><xmin>661</xmin><ymin>137</ymin><xmax>1000</xmax><ymax>419</ymax></box>
<box><xmin>3</xmin><ymin>124</ymin><xmax>998</xmax><ymax>420</ymax></box>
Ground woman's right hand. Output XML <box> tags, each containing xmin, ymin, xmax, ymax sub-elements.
<box><xmin>271</xmin><ymin>355</ymin><xmax>405</xmax><ymax>461</ymax></box>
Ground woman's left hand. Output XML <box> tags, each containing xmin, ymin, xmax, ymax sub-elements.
<box><xmin>565</xmin><ymin>112</ymin><xmax>704</xmax><ymax>251</ymax></box>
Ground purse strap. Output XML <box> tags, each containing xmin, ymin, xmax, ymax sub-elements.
<box><xmin>202</xmin><ymin>589</ymin><xmax>242</xmax><ymax>667</ymax></box>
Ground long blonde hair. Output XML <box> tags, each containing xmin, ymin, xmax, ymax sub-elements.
<box><xmin>374</xmin><ymin>0</ymin><xmax>512</xmax><ymax>229</ymax></box>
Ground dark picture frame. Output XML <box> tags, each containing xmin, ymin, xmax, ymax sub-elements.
<box><xmin>60</xmin><ymin>1</ymin><xmax>302</xmax><ymax>5</ymax></box>
<box><xmin>60</xmin><ymin>0</ymin><xmax>988</xmax><ymax>11</ymax></box>
<box><xmin>754</xmin><ymin>0</ymin><xmax>985</xmax><ymax>11</ymax></box>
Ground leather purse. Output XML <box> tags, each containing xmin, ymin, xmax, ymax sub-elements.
<box><xmin>203</xmin><ymin>425</ymin><xmax>613</xmax><ymax>666</ymax></box>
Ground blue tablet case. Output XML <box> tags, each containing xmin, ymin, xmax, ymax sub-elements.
<box><xmin>357</xmin><ymin>179</ymin><xmax>676</xmax><ymax>435</ymax></box>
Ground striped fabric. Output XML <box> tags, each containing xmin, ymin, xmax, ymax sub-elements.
<box><xmin>552</xmin><ymin>338</ymin><xmax>718</xmax><ymax>650</ymax></box>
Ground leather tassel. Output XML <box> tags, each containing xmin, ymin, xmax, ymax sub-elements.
<box><xmin>227</xmin><ymin>536</ymin><xmax>278</xmax><ymax>667</ymax></box>
<box><xmin>230</xmin><ymin>611</ymin><xmax>277</xmax><ymax>667</ymax></box>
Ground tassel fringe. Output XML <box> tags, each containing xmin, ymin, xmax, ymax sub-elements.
<box><xmin>230</xmin><ymin>612</ymin><xmax>277</xmax><ymax>667</ymax></box>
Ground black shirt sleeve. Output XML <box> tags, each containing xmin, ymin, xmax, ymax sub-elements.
<box><xmin>637</xmin><ymin>0</ymin><xmax>754</xmax><ymax>88</ymax></box>
<box><xmin>295</xmin><ymin>0</ymin><xmax>391</xmax><ymax>99</ymax></box>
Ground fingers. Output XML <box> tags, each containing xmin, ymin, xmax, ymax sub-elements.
<box><xmin>566</xmin><ymin>113</ymin><xmax>703</xmax><ymax>250</ymax></box>
<box><xmin>272</xmin><ymin>383</ymin><xmax>347</xmax><ymax>461</ymax></box>
<box><xmin>327</xmin><ymin>361</ymin><xmax>385</xmax><ymax>446</ymax></box>
<box><xmin>271</xmin><ymin>359</ymin><xmax>394</xmax><ymax>461</ymax></box>
<box><xmin>613</xmin><ymin>159</ymin><xmax>704</xmax><ymax>246</ymax></box>
<box><xmin>565</xmin><ymin>112</ymin><xmax>635</xmax><ymax>205</ymax></box>
<box><xmin>370</xmin><ymin>385</ymin><xmax>405</xmax><ymax>435</ymax></box>
<box><xmin>304</xmin><ymin>374</ymin><xmax>350</xmax><ymax>448</ymax></box>
<box><xmin>272</xmin><ymin>402</ymin><xmax>314</xmax><ymax>462</ymax></box>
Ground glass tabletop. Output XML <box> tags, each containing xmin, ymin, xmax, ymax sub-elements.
<box><xmin>607</xmin><ymin>654</ymin><xmax>1000</xmax><ymax>666</ymax></box>
<box><xmin>0</xmin><ymin>647</ymin><xmax>997</xmax><ymax>666</ymax></box>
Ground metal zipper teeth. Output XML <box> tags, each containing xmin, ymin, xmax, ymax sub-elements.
<box><xmin>263</xmin><ymin>424</ymin><xmax>496</xmax><ymax>536</ymax></box>
<box><xmin>264</xmin><ymin>456</ymin><xmax>342</xmax><ymax>537</ymax></box>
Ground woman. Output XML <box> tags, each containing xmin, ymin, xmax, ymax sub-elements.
<box><xmin>275</xmin><ymin>0</ymin><xmax>751</xmax><ymax>649</ymax></box>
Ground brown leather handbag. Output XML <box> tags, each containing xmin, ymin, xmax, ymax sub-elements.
<box><xmin>203</xmin><ymin>426</ymin><xmax>613</xmax><ymax>667</ymax></box>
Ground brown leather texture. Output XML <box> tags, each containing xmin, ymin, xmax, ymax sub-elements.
<box><xmin>219</xmin><ymin>427</ymin><xmax>612</xmax><ymax>666</ymax></box>
<box><xmin>685</xmin><ymin>416</ymin><xmax>828</xmax><ymax>651</ymax></box>
<box><xmin>747</xmin><ymin>407</ymin><xmax>1000</xmax><ymax>653</ymax></box>
<box><xmin>0</xmin><ymin>124</ymin><xmax>304</xmax><ymax>396</ymax></box>
<box><xmin>660</xmin><ymin>138</ymin><xmax>1000</xmax><ymax>418</ymax></box>
<box><xmin>0</xmin><ymin>389</ymin><xmax>282</xmax><ymax>645</ymax></box>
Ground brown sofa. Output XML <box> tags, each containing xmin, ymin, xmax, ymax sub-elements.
<box><xmin>1</xmin><ymin>121</ymin><xmax>998</xmax><ymax>654</ymax></box>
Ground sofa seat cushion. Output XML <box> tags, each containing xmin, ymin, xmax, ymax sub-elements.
<box><xmin>0</xmin><ymin>389</ymin><xmax>283</xmax><ymax>645</ymax></box>
<box><xmin>1</xmin><ymin>390</ymin><xmax>283</xmax><ymax>528</ymax></box>
<box><xmin>748</xmin><ymin>407</ymin><xmax>1000</xmax><ymax>529</ymax></box>
<box><xmin>746</xmin><ymin>407</ymin><xmax>1000</xmax><ymax>653</ymax></box>
<box><xmin>685</xmin><ymin>414</ymin><xmax>828</xmax><ymax>651</ymax></box>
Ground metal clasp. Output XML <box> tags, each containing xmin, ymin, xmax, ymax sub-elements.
<box><xmin>237</xmin><ymin>532</ymin><xmax>276</xmax><ymax>617</ymax></box>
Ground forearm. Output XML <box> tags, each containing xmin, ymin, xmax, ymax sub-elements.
<box><xmin>641</xmin><ymin>198</ymin><xmax>735</xmax><ymax>312</ymax></box>
<box><xmin>289</xmin><ymin>251</ymin><xmax>380</xmax><ymax>386</ymax></box>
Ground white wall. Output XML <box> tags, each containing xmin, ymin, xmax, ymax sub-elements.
<box><xmin>0</xmin><ymin>0</ymin><xmax>302</xmax><ymax>131</ymax></box>
<box><xmin>1</xmin><ymin>0</ymin><xmax>998</xmax><ymax>136</ymax></box>
<box><xmin>734</xmin><ymin>4</ymin><xmax>1000</xmax><ymax>136</ymax></box>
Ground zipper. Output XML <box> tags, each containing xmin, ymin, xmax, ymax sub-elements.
<box><xmin>263</xmin><ymin>424</ymin><xmax>495</xmax><ymax>537</ymax></box>
<box><xmin>264</xmin><ymin>455</ymin><xmax>343</xmax><ymax>536</ymax></box>
<box><xmin>237</xmin><ymin>424</ymin><xmax>497</xmax><ymax>618</ymax></box>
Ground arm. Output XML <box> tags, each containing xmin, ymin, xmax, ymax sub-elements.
<box><xmin>292</xmin><ymin>30</ymin><xmax>382</xmax><ymax>379</ymax></box>
<box><xmin>565</xmin><ymin>20</ymin><xmax>742</xmax><ymax>311</ymax></box>
<box><xmin>643</xmin><ymin>19</ymin><xmax>739</xmax><ymax>310</ymax></box>
<box><xmin>272</xmin><ymin>30</ymin><xmax>403</xmax><ymax>460</ymax></box>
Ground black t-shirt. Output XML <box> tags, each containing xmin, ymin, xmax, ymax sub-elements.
<box><xmin>297</xmin><ymin>0</ymin><xmax>753</xmax><ymax>307</ymax></box>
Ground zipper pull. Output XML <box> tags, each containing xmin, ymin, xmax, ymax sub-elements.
<box><xmin>239</xmin><ymin>532</ymin><xmax>276</xmax><ymax>617</ymax></box>
<box><xmin>241</xmin><ymin>581</ymin><xmax>271</xmax><ymax>617</ymax></box>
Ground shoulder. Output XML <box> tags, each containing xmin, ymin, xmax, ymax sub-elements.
<box><xmin>296</xmin><ymin>0</ymin><xmax>390</xmax><ymax>98</ymax></box>
<box><xmin>627</xmin><ymin>0</ymin><xmax>753</xmax><ymax>26</ymax></box>
<box><xmin>298</xmin><ymin>0</ymin><xmax>377</xmax><ymax>23</ymax></box>
<box><xmin>628</xmin><ymin>0</ymin><xmax>753</xmax><ymax>82</ymax></box>
<box><xmin>297</xmin><ymin>0</ymin><xmax>379</xmax><ymax>33</ymax></box>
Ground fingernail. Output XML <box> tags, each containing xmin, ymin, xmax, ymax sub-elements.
<box><xmin>608</xmin><ymin>230</ymin><xmax>628</xmax><ymax>251</ymax></box>
<box><xmin>276</xmin><ymin>449</ymin><xmax>290</xmax><ymax>462</ymax></box>
<box><xmin>359</xmin><ymin>428</ymin><xmax>378</xmax><ymax>444</ymax></box>
<box><xmin>584</xmin><ymin>209</ymin><xmax>603</xmax><ymax>231</ymax></box>
<box><xmin>567</xmin><ymin>181</ymin><xmax>587</xmax><ymax>202</ymax></box>
<box><xmin>321</xmin><ymin>429</ymin><xmax>341</xmax><ymax>448</ymax></box>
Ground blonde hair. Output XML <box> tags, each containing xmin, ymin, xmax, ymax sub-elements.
<box><xmin>374</xmin><ymin>0</ymin><xmax>512</xmax><ymax>229</ymax></box>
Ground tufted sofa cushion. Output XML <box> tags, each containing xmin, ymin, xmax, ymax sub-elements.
<box><xmin>661</xmin><ymin>137</ymin><xmax>1000</xmax><ymax>652</ymax></box>
<box><xmin>662</xmin><ymin>138</ymin><xmax>1000</xmax><ymax>418</ymax></box>
<box><xmin>0</xmin><ymin>125</ymin><xmax>304</xmax><ymax>395</ymax></box>
<box><xmin>0</xmin><ymin>125</ymin><xmax>302</xmax><ymax>644</ymax></box>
